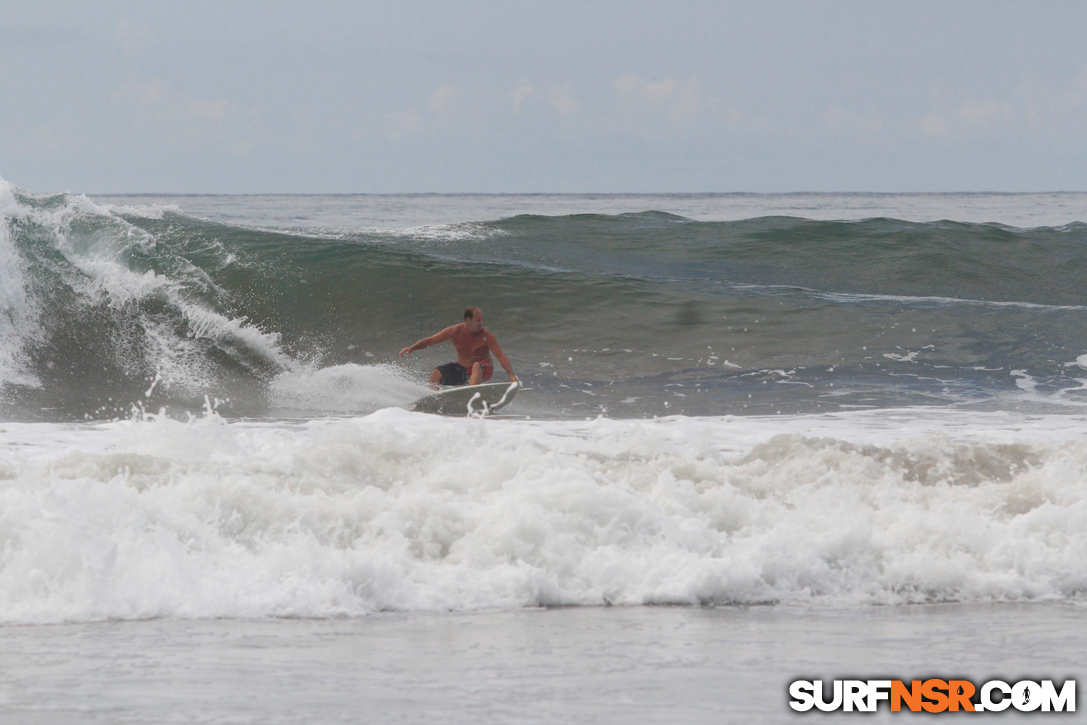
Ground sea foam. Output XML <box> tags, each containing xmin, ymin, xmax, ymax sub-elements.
<box><xmin>268</xmin><ymin>363</ymin><xmax>432</xmax><ymax>413</ymax></box>
<box><xmin>0</xmin><ymin>408</ymin><xmax>1084</xmax><ymax>624</ymax></box>
<box><xmin>0</xmin><ymin>182</ymin><xmax>43</xmax><ymax>390</ymax></box>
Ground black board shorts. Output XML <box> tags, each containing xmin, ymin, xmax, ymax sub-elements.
<box><xmin>436</xmin><ymin>361</ymin><xmax>470</xmax><ymax>386</ymax></box>
<box><xmin>435</xmin><ymin>360</ymin><xmax>494</xmax><ymax>386</ymax></box>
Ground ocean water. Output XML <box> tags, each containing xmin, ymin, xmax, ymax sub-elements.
<box><xmin>1</xmin><ymin>185</ymin><xmax>1086</xmax><ymax>721</ymax></box>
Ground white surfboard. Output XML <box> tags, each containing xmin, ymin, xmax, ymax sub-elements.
<box><xmin>410</xmin><ymin>381</ymin><xmax>519</xmax><ymax>415</ymax></box>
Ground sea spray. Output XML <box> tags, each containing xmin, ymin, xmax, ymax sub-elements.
<box><xmin>267</xmin><ymin>362</ymin><xmax>432</xmax><ymax>413</ymax></box>
<box><xmin>0</xmin><ymin>181</ymin><xmax>46</xmax><ymax>391</ymax></box>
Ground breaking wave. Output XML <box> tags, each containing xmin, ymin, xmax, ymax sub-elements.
<box><xmin>3</xmin><ymin>182</ymin><xmax>1087</xmax><ymax>419</ymax></box>
<box><xmin>0</xmin><ymin>409</ymin><xmax>1084</xmax><ymax>623</ymax></box>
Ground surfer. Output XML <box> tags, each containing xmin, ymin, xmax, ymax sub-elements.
<box><xmin>400</xmin><ymin>306</ymin><xmax>519</xmax><ymax>387</ymax></box>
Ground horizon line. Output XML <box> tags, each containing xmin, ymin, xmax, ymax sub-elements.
<box><xmin>81</xmin><ymin>190</ymin><xmax>1087</xmax><ymax>197</ymax></box>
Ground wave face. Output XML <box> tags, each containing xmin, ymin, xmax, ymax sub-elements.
<box><xmin>3</xmin><ymin>185</ymin><xmax>1087</xmax><ymax>419</ymax></box>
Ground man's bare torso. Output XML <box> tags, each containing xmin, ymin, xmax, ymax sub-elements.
<box><xmin>449</xmin><ymin>324</ymin><xmax>492</xmax><ymax>367</ymax></box>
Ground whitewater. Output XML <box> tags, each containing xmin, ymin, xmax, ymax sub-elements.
<box><xmin>2</xmin><ymin>407</ymin><xmax>1086</xmax><ymax>624</ymax></box>
<box><xmin>1</xmin><ymin>186</ymin><xmax>1085</xmax><ymax>722</ymax></box>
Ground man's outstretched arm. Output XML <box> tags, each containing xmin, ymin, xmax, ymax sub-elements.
<box><xmin>400</xmin><ymin>326</ymin><xmax>454</xmax><ymax>357</ymax></box>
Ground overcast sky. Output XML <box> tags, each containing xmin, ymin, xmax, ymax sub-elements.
<box><xmin>3</xmin><ymin>1</ymin><xmax>1087</xmax><ymax>193</ymax></box>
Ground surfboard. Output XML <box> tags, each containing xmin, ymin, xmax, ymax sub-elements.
<box><xmin>410</xmin><ymin>381</ymin><xmax>519</xmax><ymax>415</ymax></box>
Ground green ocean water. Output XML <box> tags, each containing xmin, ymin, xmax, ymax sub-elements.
<box><xmin>4</xmin><ymin>188</ymin><xmax>1087</xmax><ymax>419</ymax></box>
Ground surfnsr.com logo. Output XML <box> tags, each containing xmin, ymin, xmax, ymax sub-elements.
<box><xmin>789</xmin><ymin>679</ymin><xmax>1075</xmax><ymax>713</ymax></box>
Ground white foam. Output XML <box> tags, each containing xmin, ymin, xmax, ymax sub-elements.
<box><xmin>1066</xmin><ymin>354</ymin><xmax>1087</xmax><ymax>370</ymax></box>
<box><xmin>95</xmin><ymin>200</ymin><xmax>183</xmax><ymax>219</ymax></box>
<box><xmin>242</xmin><ymin>221</ymin><xmax>505</xmax><ymax>245</ymax></box>
<box><xmin>362</xmin><ymin>221</ymin><xmax>506</xmax><ymax>244</ymax></box>
<box><xmin>1011</xmin><ymin>369</ymin><xmax>1040</xmax><ymax>393</ymax></box>
<box><xmin>0</xmin><ymin>179</ymin><xmax>44</xmax><ymax>389</ymax></box>
<box><xmin>0</xmin><ymin>407</ymin><xmax>1084</xmax><ymax>624</ymax></box>
<box><xmin>739</xmin><ymin>283</ymin><xmax>1087</xmax><ymax>312</ymax></box>
<box><xmin>268</xmin><ymin>363</ymin><xmax>431</xmax><ymax>412</ymax></box>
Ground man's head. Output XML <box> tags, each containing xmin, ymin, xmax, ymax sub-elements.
<box><xmin>464</xmin><ymin>306</ymin><xmax>483</xmax><ymax>332</ymax></box>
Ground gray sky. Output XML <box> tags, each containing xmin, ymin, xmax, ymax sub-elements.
<box><xmin>3</xmin><ymin>1</ymin><xmax>1087</xmax><ymax>193</ymax></box>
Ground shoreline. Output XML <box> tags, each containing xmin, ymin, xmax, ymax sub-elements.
<box><xmin>1</xmin><ymin>602</ymin><xmax>1082</xmax><ymax>723</ymax></box>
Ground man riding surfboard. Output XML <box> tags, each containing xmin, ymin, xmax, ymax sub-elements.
<box><xmin>399</xmin><ymin>306</ymin><xmax>518</xmax><ymax>387</ymax></box>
